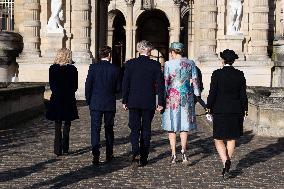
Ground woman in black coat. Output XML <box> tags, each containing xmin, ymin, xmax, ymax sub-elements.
<box><xmin>46</xmin><ymin>48</ymin><xmax>79</xmax><ymax>156</ymax></box>
<box><xmin>206</xmin><ymin>49</ymin><xmax>248</xmax><ymax>178</ymax></box>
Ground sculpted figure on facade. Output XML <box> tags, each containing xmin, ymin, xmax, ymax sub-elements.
<box><xmin>141</xmin><ymin>0</ymin><xmax>153</xmax><ymax>10</ymax></box>
<box><xmin>125</xmin><ymin>0</ymin><xmax>135</xmax><ymax>5</ymax></box>
<box><xmin>227</xmin><ymin>0</ymin><xmax>243</xmax><ymax>35</ymax></box>
<box><xmin>47</xmin><ymin>0</ymin><xmax>64</xmax><ymax>33</ymax></box>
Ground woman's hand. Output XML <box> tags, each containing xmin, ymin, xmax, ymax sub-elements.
<box><xmin>206</xmin><ymin>114</ymin><xmax>213</xmax><ymax>122</ymax></box>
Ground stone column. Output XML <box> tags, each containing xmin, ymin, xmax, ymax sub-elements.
<box><xmin>21</xmin><ymin>0</ymin><xmax>41</xmax><ymax>58</ymax></box>
<box><xmin>247</xmin><ymin>0</ymin><xmax>270</xmax><ymax>61</ymax></box>
<box><xmin>91</xmin><ymin>0</ymin><xmax>99</xmax><ymax>60</ymax></box>
<box><xmin>71</xmin><ymin>0</ymin><xmax>91</xmax><ymax>63</ymax></box>
<box><xmin>132</xmin><ymin>26</ymin><xmax>137</xmax><ymax>58</ymax></box>
<box><xmin>107</xmin><ymin>28</ymin><xmax>114</xmax><ymax>47</ymax></box>
<box><xmin>125</xmin><ymin>0</ymin><xmax>135</xmax><ymax>61</ymax></box>
<box><xmin>198</xmin><ymin>0</ymin><xmax>218</xmax><ymax>61</ymax></box>
<box><xmin>188</xmin><ymin>0</ymin><xmax>195</xmax><ymax>58</ymax></box>
<box><xmin>170</xmin><ymin>0</ymin><xmax>181</xmax><ymax>43</ymax></box>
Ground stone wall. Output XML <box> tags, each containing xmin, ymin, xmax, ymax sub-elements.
<box><xmin>245</xmin><ymin>86</ymin><xmax>284</xmax><ymax>137</ymax></box>
<box><xmin>0</xmin><ymin>83</ymin><xmax>45</xmax><ymax>129</ymax></box>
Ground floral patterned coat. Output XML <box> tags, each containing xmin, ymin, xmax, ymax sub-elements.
<box><xmin>162</xmin><ymin>58</ymin><xmax>200</xmax><ymax>132</ymax></box>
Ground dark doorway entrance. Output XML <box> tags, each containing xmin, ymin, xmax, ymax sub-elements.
<box><xmin>111</xmin><ymin>10</ymin><xmax>126</xmax><ymax>68</ymax></box>
<box><xmin>136</xmin><ymin>9</ymin><xmax>170</xmax><ymax>63</ymax></box>
<box><xmin>180</xmin><ymin>12</ymin><xmax>189</xmax><ymax>58</ymax></box>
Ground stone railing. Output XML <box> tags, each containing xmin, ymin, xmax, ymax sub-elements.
<box><xmin>245</xmin><ymin>86</ymin><xmax>284</xmax><ymax>137</ymax></box>
<box><xmin>0</xmin><ymin>82</ymin><xmax>46</xmax><ymax>129</ymax></box>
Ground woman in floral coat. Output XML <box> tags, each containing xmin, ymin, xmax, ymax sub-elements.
<box><xmin>162</xmin><ymin>42</ymin><xmax>200</xmax><ymax>165</ymax></box>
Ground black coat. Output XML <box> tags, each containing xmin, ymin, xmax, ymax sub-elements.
<box><xmin>122</xmin><ymin>55</ymin><xmax>164</xmax><ymax>110</ymax></box>
<box><xmin>85</xmin><ymin>60</ymin><xmax>121</xmax><ymax>111</ymax></box>
<box><xmin>46</xmin><ymin>64</ymin><xmax>79</xmax><ymax>121</ymax></box>
<box><xmin>207</xmin><ymin>66</ymin><xmax>248</xmax><ymax>115</ymax></box>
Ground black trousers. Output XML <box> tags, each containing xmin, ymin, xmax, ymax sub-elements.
<box><xmin>54</xmin><ymin>121</ymin><xmax>71</xmax><ymax>155</ymax></box>
<box><xmin>91</xmin><ymin>110</ymin><xmax>115</xmax><ymax>158</ymax></box>
<box><xmin>129</xmin><ymin>109</ymin><xmax>155</xmax><ymax>160</ymax></box>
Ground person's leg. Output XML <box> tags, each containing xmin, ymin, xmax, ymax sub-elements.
<box><xmin>140</xmin><ymin>110</ymin><xmax>154</xmax><ymax>165</ymax></box>
<box><xmin>226</xmin><ymin>139</ymin><xmax>236</xmax><ymax>159</ymax></box>
<box><xmin>104</xmin><ymin>111</ymin><xmax>115</xmax><ymax>161</ymax></box>
<box><xmin>180</xmin><ymin>131</ymin><xmax>189</xmax><ymax>163</ymax></box>
<box><xmin>214</xmin><ymin>139</ymin><xmax>229</xmax><ymax>167</ymax></box>
<box><xmin>62</xmin><ymin>121</ymin><xmax>71</xmax><ymax>154</ymax></box>
<box><xmin>168</xmin><ymin>132</ymin><xmax>177</xmax><ymax>163</ymax></box>
<box><xmin>168</xmin><ymin>132</ymin><xmax>177</xmax><ymax>156</ymax></box>
<box><xmin>180</xmin><ymin>131</ymin><xmax>188</xmax><ymax>152</ymax></box>
<box><xmin>91</xmin><ymin>111</ymin><xmax>103</xmax><ymax>164</ymax></box>
<box><xmin>129</xmin><ymin>109</ymin><xmax>142</xmax><ymax>159</ymax></box>
<box><xmin>54</xmin><ymin>121</ymin><xmax>62</xmax><ymax>156</ymax></box>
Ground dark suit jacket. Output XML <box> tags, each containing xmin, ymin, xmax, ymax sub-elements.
<box><xmin>46</xmin><ymin>64</ymin><xmax>79</xmax><ymax>121</ymax></box>
<box><xmin>85</xmin><ymin>60</ymin><xmax>121</xmax><ymax>111</ymax></box>
<box><xmin>207</xmin><ymin>66</ymin><xmax>248</xmax><ymax>115</ymax></box>
<box><xmin>122</xmin><ymin>55</ymin><xmax>164</xmax><ymax>110</ymax></box>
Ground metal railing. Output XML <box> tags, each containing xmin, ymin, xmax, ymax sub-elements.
<box><xmin>0</xmin><ymin>0</ymin><xmax>14</xmax><ymax>31</ymax></box>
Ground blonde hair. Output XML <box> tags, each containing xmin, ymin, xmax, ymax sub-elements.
<box><xmin>54</xmin><ymin>48</ymin><xmax>72</xmax><ymax>65</ymax></box>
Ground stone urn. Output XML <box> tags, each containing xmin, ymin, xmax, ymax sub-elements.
<box><xmin>0</xmin><ymin>31</ymin><xmax>23</xmax><ymax>82</ymax></box>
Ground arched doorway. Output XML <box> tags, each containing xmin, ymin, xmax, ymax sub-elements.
<box><xmin>136</xmin><ymin>9</ymin><xmax>170</xmax><ymax>64</ymax></box>
<box><xmin>180</xmin><ymin>12</ymin><xmax>189</xmax><ymax>58</ymax></box>
<box><xmin>109</xmin><ymin>10</ymin><xmax>126</xmax><ymax>68</ymax></box>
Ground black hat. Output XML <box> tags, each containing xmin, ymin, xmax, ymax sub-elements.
<box><xmin>220</xmin><ymin>49</ymin><xmax>239</xmax><ymax>62</ymax></box>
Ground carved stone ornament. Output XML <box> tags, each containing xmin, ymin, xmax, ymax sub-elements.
<box><xmin>141</xmin><ymin>0</ymin><xmax>153</xmax><ymax>10</ymax></box>
<box><xmin>125</xmin><ymin>0</ymin><xmax>135</xmax><ymax>6</ymax></box>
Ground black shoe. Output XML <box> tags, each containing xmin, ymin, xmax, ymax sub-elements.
<box><xmin>140</xmin><ymin>158</ymin><xmax>148</xmax><ymax>167</ymax></box>
<box><xmin>92</xmin><ymin>156</ymin><xmax>100</xmax><ymax>166</ymax></box>
<box><xmin>106</xmin><ymin>155</ymin><xmax>114</xmax><ymax>162</ymax></box>
<box><xmin>222</xmin><ymin>160</ymin><xmax>231</xmax><ymax>179</ymax></box>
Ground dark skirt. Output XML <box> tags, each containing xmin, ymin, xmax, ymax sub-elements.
<box><xmin>213</xmin><ymin>114</ymin><xmax>243</xmax><ymax>140</ymax></box>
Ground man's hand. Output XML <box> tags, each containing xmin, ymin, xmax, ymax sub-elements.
<box><xmin>123</xmin><ymin>104</ymin><xmax>128</xmax><ymax>111</ymax></box>
<box><xmin>156</xmin><ymin>105</ymin><xmax>163</xmax><ymax>112</ymax></box>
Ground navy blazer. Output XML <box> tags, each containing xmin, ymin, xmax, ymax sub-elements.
<box><xmin>85</xmin><ymin>60</ymin><xmax>121</xmax><ymax>111</ymax></box>
<box><xmin>207</xmin><ymin>66</ymin><xmax>248</xmax><ymax>115</ymax></box>
<box><xmin>122</xmin><ymin>55</ymin><xmax>164</xmax><ymax>110</ymax></box>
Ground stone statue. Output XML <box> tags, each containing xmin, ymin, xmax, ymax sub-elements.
<box><xmin>227</xmin><ymin>0</ymin><xmax>243</xmax><ymax>35</ymax></box>
<box><xmin>47</xmin><ymin>0</ymin><xmax>64</xmax><ymax>33</ymax></box>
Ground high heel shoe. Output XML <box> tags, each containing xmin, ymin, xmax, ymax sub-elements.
<box><xmin>222</xmin><ymin>159</ymin><xmax>231</xmax><ymax>179</ymax></box>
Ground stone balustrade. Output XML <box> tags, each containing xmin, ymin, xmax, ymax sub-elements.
<box><xmin>245</xmin><ymin>86</ymin><xmax>284</xmax><ymax>137</ymax></box>
<box><xmin>0</xmin><ymin>82</ymin><xmax>46</xmax><ymax>129</ymax></box>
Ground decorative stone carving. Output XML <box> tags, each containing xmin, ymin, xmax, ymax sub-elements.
<box><xmin>125</xmin><ymin>0</ymin><xmax>135</xmax><ymax>6</ymax></box>
<box><xmin>141</xmin><ymin>0</ymin><xmax>153</xmax><ymax>10</ymax></box>
<box><xmin>47</xmin><ymin>0</ymin><xmax>64</xmax><ymax>33</ymax></box>
<box><xmin>227</xmin><ymin>0</ymin><xmax>243</xmax><ymax>35</ymax></box>
<box><xmin>173</xmin><ymin>0</ymin><xmax>183</xmax><ymax>5</ymax></box>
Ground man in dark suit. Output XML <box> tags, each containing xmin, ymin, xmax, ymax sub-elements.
<box><xmin>85</xmin><ymin>46</ymin><xmax>121</xmax><ymax>166</ymax></box>
<box><xmin>122</xmin><ymin>40</ymin><xmax>164</xmax><ymax>167</ymax></box>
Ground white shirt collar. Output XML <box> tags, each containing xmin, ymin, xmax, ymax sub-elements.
<box><xmin>224</xmin><ymin>64</ymin><xmax>232</xmax><ymax>67</ymax></box>
<box><xmin>101</xmin><ymin>58</ymin><xmax>109</xmax><ymax>61</ymax></box>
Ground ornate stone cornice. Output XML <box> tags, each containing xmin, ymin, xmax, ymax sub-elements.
<box><xmin>125</xmin><ymin>0</ymin><xmax>135</xmax><ymax>6</ymax></box>
<box><xmin>173</xmin><ymin>0</ymin><xmax>183</xmax><ymax>5</ymax></box>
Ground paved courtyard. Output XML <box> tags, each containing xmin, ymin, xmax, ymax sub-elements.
<box><xmin>0</xmin><ymin>102</ymin><xmax>283</xmax><ymax>189</ymax></box>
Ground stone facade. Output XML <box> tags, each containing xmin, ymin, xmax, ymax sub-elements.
<box><xmin>7</xmin><ymin>0</ymin><xmax>284</xmax><ymax>99</ymax></box>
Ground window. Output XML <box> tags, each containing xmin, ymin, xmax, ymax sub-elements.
<box><xmin>0</xmin><ymin>0</ymin><xmax>14</xmax><ymax>31</ymax></box>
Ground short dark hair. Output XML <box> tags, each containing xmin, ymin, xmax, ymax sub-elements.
<box><xmin>99</xmin><ymin>46</ymin><xmax>112</xmax><ymax>59</ymax></box>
